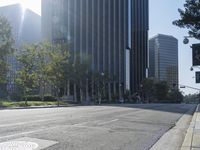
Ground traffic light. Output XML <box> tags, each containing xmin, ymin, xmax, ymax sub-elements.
<box><xmin>196</xmin><ymin>71</ymin><xmax>200</xmax><ymax>83</ymax></box>
<box><xmin>192</xmin><ymin>43</ymin><xmax>200</xmax><ymax>66</ymax></box>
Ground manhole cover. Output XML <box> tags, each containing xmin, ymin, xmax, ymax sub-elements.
<box><xmin>0</xmin><ymin>141</ymin><xmax>38</xmax><ymax>150</ymax></box>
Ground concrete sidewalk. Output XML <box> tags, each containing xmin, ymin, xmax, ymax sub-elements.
<box><xmin>181</xmin><ymin>104</ymin><xmax>200</xmax><ymax>150</ymax></box>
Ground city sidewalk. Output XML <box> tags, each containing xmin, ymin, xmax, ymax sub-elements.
<box><xmin>181</xmin><ymin>104</ymin><xmax>200</xmax><ymax>150</ymax></box>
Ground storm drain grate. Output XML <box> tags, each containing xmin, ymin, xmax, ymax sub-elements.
<box><xmin>0</xmin><ymin>141</ymin><xmax>38</xmax><ymax>150</ymax></box>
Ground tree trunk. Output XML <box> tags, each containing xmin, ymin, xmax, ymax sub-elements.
<box><xmin>57</xmin><ymin>88</ymin><xmax>60</xmax><ymax>107</ymax></box>
<box><xmin>91</xmin><ymin>78</ymin><xmax>95</xmax><ymax>102</ymax></box>
<box><xmin>42</xmin><ymin>84</ymin><xmax>45</xmax><ymax>101</ymax></box>
<box><xmin>113</xmin><ymin>82</ymin><xmax>116</xmax><ymax>95</ymax></box>
<box><xmin>99</xmin><ymin>94</ymin><xmax>101</xmax><ymax>105</ymax></box>
<box><xmin>74</xmin><ymin>84</ymin><xmax>77</xmax><ymax>102</ymax></box>
<box><xmin>86</xmin><ymin>80</ymin><xmax>89</xmax><ymax>102</ymax></box>
<box><xmin>80</xmin><ymin>81</ymin><xmax>83</xmax><ymax>103</ymax></box>
<box><xmin>25</xmin><ymin>91</ymin><xmax>28</xmax><ymax>106</ymax></box>
<box><xmin>108</xmin><ymin>83</ymin><xmax>111</xmax><ymax>102</ymax></box>
<box><xmin>67</xmin><ymin>80</ymin><xmax>70</xmax><ymax>96</ymax></box>
<box><xmin>64</xmin><ymin>81</ymin><xmax>67</xmax><ymax>96</ymax></box>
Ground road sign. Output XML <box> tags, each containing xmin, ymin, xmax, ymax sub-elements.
<box><xmin>196</xmin><ymin>71</ymin><xmax>200</xmax><ymax>83</ymax></box>
<box><xmin>192</xmin><ymin>43</ymin><xmax>200</xmax><ymax>66</ymax></box>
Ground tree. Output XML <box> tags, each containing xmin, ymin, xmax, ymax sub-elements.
<box><xmin>142</xmin><ymin>78</ymin><xmax>155</xmax><ymax>103</ymax></box>
<box><xmin>35</xmin><ymin>41</ymin><xmax>52</xmax><ymax>101</ymax></box>
<box><xmin>92</xmin><ymin>72</ymin><xmax>112</xmax><ymax>104</ymax></box>
<box><xmin>59</xmin><ymin>43</ymin><xmax>73</xmax><ymax>96</ymax></box>
<box><xmin>16</xmin><ymin>44</ymin><xmax>38</xmax><ymax>104</ymax></box>
<box><xmin>71</xmin><ymin>54</ymin><xmax>90</xmax><ymax>103</ymax></box>
<box><xmin>184</xmin><ymin>93</ymin><xmax>199</xmax><ymax>103</ymax></box>
<box><xmin>0</xmin><ymin>16</ymin><xmax>14</xmax><ymax>97</ymax></box>
<box><xmin>167</xmin><ymin>89</ymin><xmax>184</xmax><ymax>103</ymax></box>
<box><xmin>173</xmin><ymin>0</ymin><xmax>200</xmax><ymax>39</ymax></box>
<box><xmin>48</xmin><ymin>43</ymin><xmax>71</xmax><ymax>100</ymax></box>
<box><xmin>154</xmin><ymin>81</ymin><xmax>169</xmax><ymax>102</ymax></box>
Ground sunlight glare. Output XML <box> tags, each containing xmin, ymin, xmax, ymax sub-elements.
<box><xmin>17</xmin><ymin>0</ymin><xmax>41</xmax><ymax>15</ymax></box>
<box><xmin>18</xmin><ymin>0</ymin><xmax>28</xmax><ymax>12</ymax></box>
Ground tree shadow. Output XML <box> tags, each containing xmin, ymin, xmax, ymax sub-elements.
<box><xmin>94</xmin><ymin>103</ymin><xmax>197</xmax><ymax>115</ymax></box>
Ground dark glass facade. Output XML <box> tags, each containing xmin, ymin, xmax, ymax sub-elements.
<box><xmin>131</xmin><ymin>0</ymin><xmax>149</xmax><ymax>92</ymax></box>
<box><xmin>42</xmin><ymin>0</ymin><xmax>149</xmax><ymax>96</ymax></box>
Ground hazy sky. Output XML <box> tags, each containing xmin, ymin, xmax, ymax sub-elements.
<box><xmin>0</xmin><ymin>0</ymin><xmax>199</xmax><ymax>95</ymax></box>
<box><xmin>0</xmin><ymin>0</ymin><xmax>41</xmax><ymax>15</ymax></box>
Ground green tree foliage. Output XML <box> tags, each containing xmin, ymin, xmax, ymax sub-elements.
<box><xmin>142</xmin><ymin>79</ymin><xmax>183</xmax><ymax>103</ymax></box>
<box><xmin>0</xmin><ymin>16</ymin><xmax>14</xmax><ymax>96</ymax></box>
<box><xmin>16</xmin><ymin>44</ymin><xmax>38</xmax><ymax>104</ymax></box>
<box><xmin>71</xmin><ymin>54</ymin><xmax>90</xmax><ymax>102</ymax></box>
<box><xmin>167</xmin><ymin>89</ymin><xmax>184</xmax><ymax>103</ymax></box>
<box><xmin>154</xmin><ymin>81</ymin><xmax>169</xmax><ymax>101</ymax></box>
<box><xmin>35</xmin><ymin>41</ymin><xmax>52</xmax><ymax>100</ymax></box>
<box><xmin>92</xmin><ymin>72</ymin><xmax>111</xmax><ymax>104</ymax></box>
<box><xmin>141</xmin><ymin>78</ymin><xmax>155</xmax><ymax>103</ymax></box>
<box><xmin>184</xmin><ymin>93</ymin><xmax>199</xmax><ymax>103</ymax></box>
<box><xmin>48</xmin><ymin>43</ymin><xmax>71</xmax><ymax>97</ymax></box>
<box><xmin>173</xmin><ymin>0</ymin><xmax>200</xmax><ymax>39</ymax></box>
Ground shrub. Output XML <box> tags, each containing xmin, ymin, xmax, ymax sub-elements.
<box><xmin>10</xmin><ymin>93</ymin><xmax>22</xmax><ymax>101</ymax></box>
<box><xmin>22</xmin><ymin>95</ymin><xmax>57</xmax><ymax>102</ymax></box>
<box><xmin>43</xmin><ymin>95</ymin><xmax>57</xmax><ymax>101</ymax></box>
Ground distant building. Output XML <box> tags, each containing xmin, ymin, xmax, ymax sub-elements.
<box><xmin>0</xmin><ymin>4</ymin><xmax>41</xmax><ymax>95</ymax></box>
<box><xmin>42</xmin><ymin>0</ymin><xmax>149</xmax><ymax>99</ymax></box>
<box><xmin>149</xmin><ymin>34</ymin><xmax>178</xmax><ymax>88</ymax></box>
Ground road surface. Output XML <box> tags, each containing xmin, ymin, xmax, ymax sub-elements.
<box><xmin>0</xmin><ymin>104</ymin><xmax>196</xmax><ymax>150</ymax></box>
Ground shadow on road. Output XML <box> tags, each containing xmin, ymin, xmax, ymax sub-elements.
<box><xmin>0</xmin><ymin>103</ymin><xmax>197</xmax><ymax>116</ymax></box>
<box><xmin>90</xmin><ymin>103</ymin><xmax>197</xmax><ymax>115</ymax></box>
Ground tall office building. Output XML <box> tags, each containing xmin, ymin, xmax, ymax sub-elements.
<box><xmin>149</xmin><ymin>34</ymin><xmax>178</xmax><ymax>88</ymax></box>
<box><xmin>42</xmin><ymin>0</ymin><xmax>149</xmax><ymax>99</ymax></box>
<box><xmin>0</xmin><ymin>4</ymin><xmax>41</xmax><ymax>95</ymax></box>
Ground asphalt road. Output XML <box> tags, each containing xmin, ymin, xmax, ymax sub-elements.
<box><xmin>0</xmin><ymin>104</ymin><xmax>196</xmax><ymax>150</ymax></box>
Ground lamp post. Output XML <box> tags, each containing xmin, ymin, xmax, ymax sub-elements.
<box><xmin>98</xmin><ymin>72</ymin><xmax>104</xmax><ymax>104</ymax></box>
<box><xmin>125</xmin><ymin>46</ymin><xmax>132</xmax><ymax>102</ymax></box>
<box><xmin>125</xmin><ymin>46</ymin><xmax>131</xmax><ymax>91</ymax></box>
<box><xmin>119</xmin><ymin>83</ymin><xmax>124</xmax><ymax>103</ymax></box>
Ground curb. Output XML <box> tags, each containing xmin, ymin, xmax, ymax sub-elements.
<box><xmin>150</xmin><ymin>105</ymin><xmax>197</xmax><ymax>150</ymax></box>
<box><xmin>0</xmin><ymin>105</ymin><xmax>78</xmax><ymax>110</ymax></box>
<box><xmin>181</xmin><ymin>104</ymin><xmax>200</xmax><ymax>150</ymax></box>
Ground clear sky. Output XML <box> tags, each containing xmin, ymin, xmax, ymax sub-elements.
<box><xmin>0</xmin><ymin>0</ymin><xmax>199</xmax><ymax>95</ymax></box>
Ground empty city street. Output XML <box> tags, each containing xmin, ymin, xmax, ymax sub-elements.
<box><xmin>0</xmin><ymin>104</ymin><xmax>196</xmax><ymax>150</ymax></box>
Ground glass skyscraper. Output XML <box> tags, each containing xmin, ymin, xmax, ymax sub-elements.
<box><xmin>149</xmin><ymin>34</ymin><xmax>179</xmax><ymax>88</ymax></box>
<box><xmin>42</xmin><ymin>0</ymin><xmax>149</xmax><ymax>99</ymax></box>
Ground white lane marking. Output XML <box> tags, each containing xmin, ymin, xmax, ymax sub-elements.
<box><xmin>98</xmin><ymin>119</ymin><xmax>119</xmax><ymax>125</ymax></box>
<box><xmin>0</xmin><ymin>122</ymin><xmax>109</xmax><ymax>140</ymax></box>
<box><xmin>0</xmin><ymin>119</ymin><xmax>119</xmax><ymax>140</ymax></box>
<box><xmin>73</xmin><ymin>122</ymin><xmax>89</xmax><ymax>126</ymax></box>
<box><xmin>0</xmin><ymin>119</ymin><xmax>54</xmax><ymax>128</ymax></box>
<box><xmin>0</xmin><ymin>128</ymin><xmax>46</xmax><ymax>140</ymax></box>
